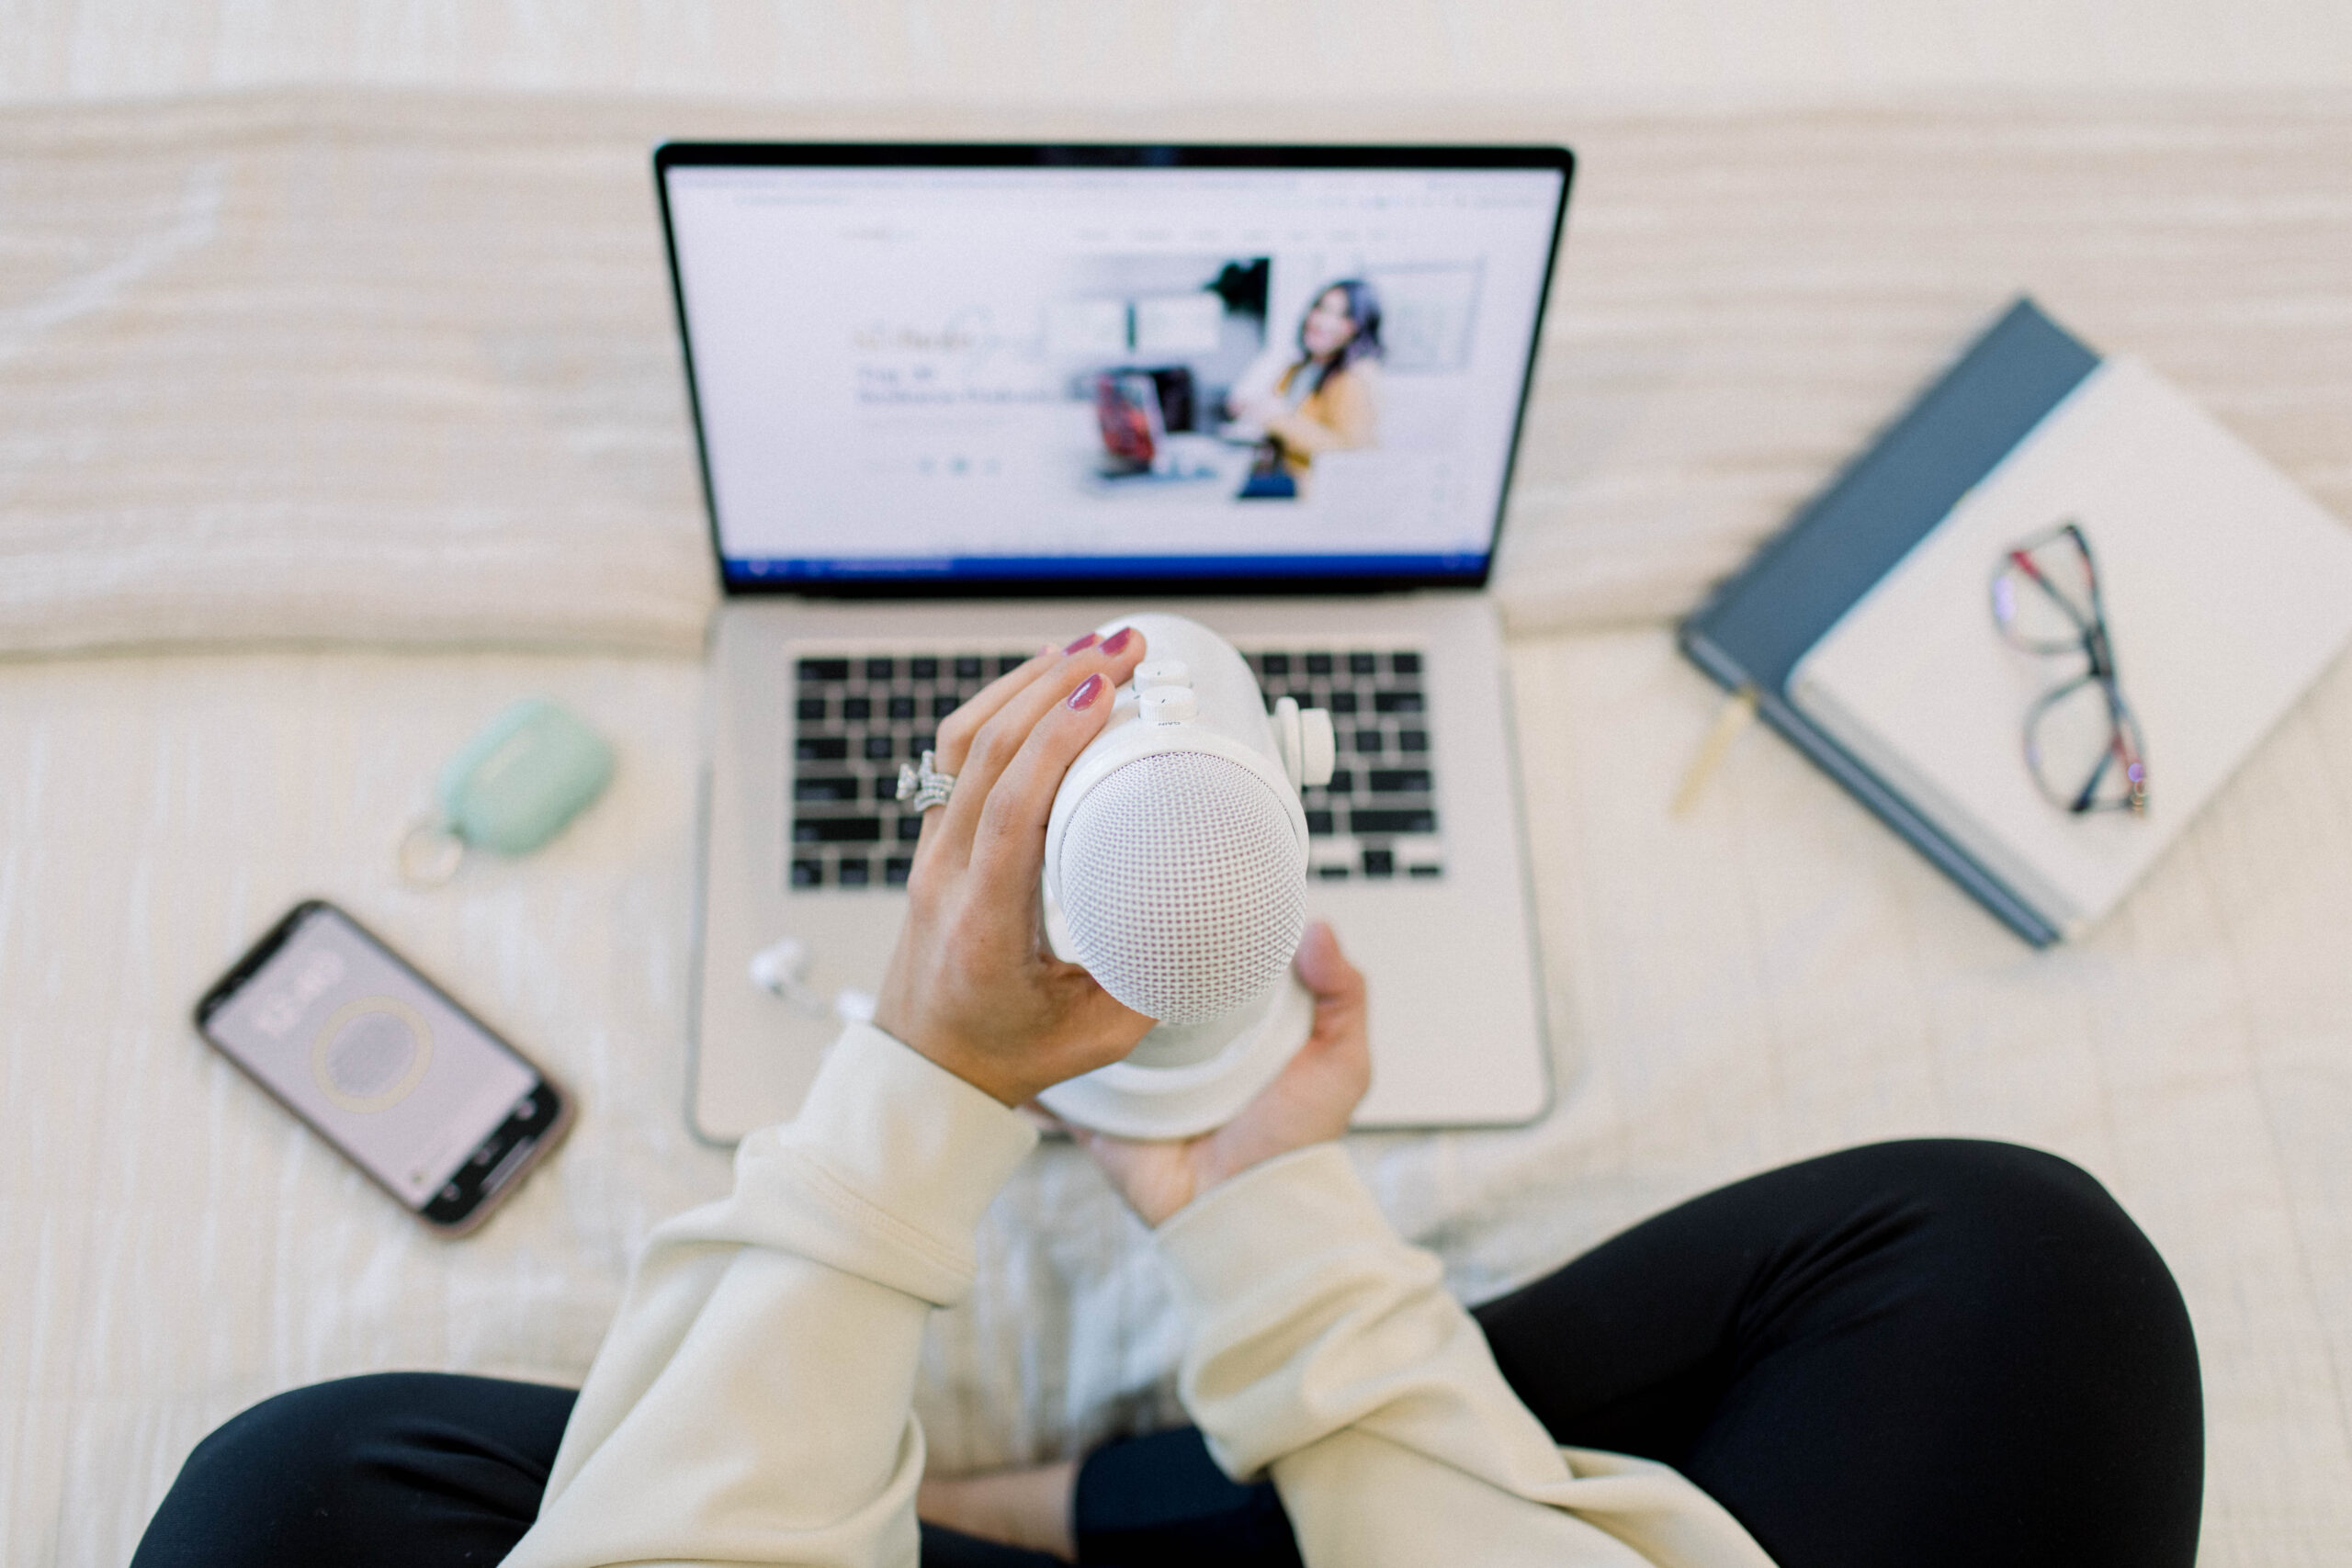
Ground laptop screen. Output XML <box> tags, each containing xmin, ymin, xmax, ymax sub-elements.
<box><xmin>656</xmin><ymin>147</ymin><xmax>1571</xmax><ymax>593</ymax></box>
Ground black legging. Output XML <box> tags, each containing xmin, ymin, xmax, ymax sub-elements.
<box><xmin>132</xmin><ymin>1140</ymin><xmax>2202</xmax><ymax>1568</ymax></box>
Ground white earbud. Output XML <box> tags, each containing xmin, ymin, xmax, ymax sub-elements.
<box><xmin>750</xmin><ymin>936</ymin><xmax>874</xmax><ymax>1023</ymax></box>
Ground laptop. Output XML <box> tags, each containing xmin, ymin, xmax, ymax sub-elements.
<box><xmin>655</xmin><ymin>142</ymin><xmax>1574</xmax><ymax>1144</ymax></box>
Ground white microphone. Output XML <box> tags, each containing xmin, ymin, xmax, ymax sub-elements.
<box><xmin>1035</xmin><ymin>614</ymin><xmax>1337</xmax><ymax>1138</ymax></box>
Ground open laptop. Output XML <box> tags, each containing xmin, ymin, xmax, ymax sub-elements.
<box><xmin>656</xmin><ymin>142</ymin><xmax>1574</xmax><ymax>1144</ymax></box>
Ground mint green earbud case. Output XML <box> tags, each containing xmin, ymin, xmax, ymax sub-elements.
<box><xmin>435</xmin><ymin>699</ymin><xmax>615</xmax><ymax>854</ymax></box>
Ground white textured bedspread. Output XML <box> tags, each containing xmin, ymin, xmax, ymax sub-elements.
<box><xmin>6</xmin><ymin>634</ymin><xmax>2351</xmax><ymax>1564</ymax></box>
<box><xmin>5</xmin><ymin>91</ymin><xmax>2352</xmax><ymax>1566</ymax></box>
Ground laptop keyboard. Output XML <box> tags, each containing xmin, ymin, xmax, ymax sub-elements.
<box><xmin>1251</xmin><ymin>649</ymin><xmax>1442</xmax><ymax>881</ymax></box>
<box><xmin>787</xmin><ymin>647</ymin><xmax>1442</xmax><ymax>889</ymax></box>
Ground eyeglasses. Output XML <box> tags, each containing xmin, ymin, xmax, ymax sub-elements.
<box><xmin>1990</xmin><ymin>522</ymin><xmax>2148</xmax><ymax>816</ymax></box>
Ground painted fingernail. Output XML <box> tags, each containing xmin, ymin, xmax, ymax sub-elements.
<box><xmin>1063</xmin><ymin>632</ymin><xmax>1099</xmax><ymax>654</ymax></box>
<box><xmin>1067</xmin><ymin>673</ymin><xmax>1104</xmax><ymax>710</ymax></box>
<box><xmin>1100</xmin><ymin>626</ymin><xmax>1134</xmax><ymax>656</ymax></box>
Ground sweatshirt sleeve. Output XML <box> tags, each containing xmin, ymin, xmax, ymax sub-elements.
<box><xmin>1153</xmin><ymin>1145</ymin><xmax>1779</xmax><ymax>1568</ymax></box>
<box><xmin>503</xmin><ymin>1022</ymin><xmax>1039</xmax><ymax>1568</ymax></box>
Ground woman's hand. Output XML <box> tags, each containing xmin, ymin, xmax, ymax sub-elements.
<box><xmin>871</xmin><ymin>628</ymin><xmax>1158</xmax><ymax>1107</ymax></box>
<box><xmin>1227</xmin><ymin>389</ymin><xmax>1283</xmax><ymax>427</ymax></box>
<box><xmin>1073</xmin><ymin>921</ymin><xmax>1371</xmax><ymax>1227</ymax></box>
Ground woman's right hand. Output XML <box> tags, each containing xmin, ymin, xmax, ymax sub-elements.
<box><xmin>871</xmin><ymin>627</ymin><xmax>1158</xmax><ymax>1109</ymax></box>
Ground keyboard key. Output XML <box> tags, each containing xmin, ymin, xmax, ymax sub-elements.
<box><xmin>795</xmin><ymin>818</ymin><xmax>882</xmax><ymax>843</ymax></box>
<box><xmin>796</xmin><ymin>736</ymin><xmax>849</xmax><ymax>761</ymax></box>
<box><xmin>1398</xmin><ymin>730</ymin><xmax>1429</xmax><ymax>752</ymax></box>
<box><xmin>1391</xmin><ymin>651</ymin><xmax>1422</xmax><ymax>674</ymax></box>
<box><xmin>910</xmin><ymin>657</ymin><xmax>940</xmax><ymax>680</ymax></box>
<box><xmin>1374</xmin><ymin>691</ymin><xmax>1424</xmax><ymax>714</ymax></box>
<box><xmin>912</xmin><ymin>732</ymin><xmax>936</xmax><ymax>756</ymax></box>
<box><xmin>863</xmin><ymin>735</ymin><xmax>895</xmax><ymax>761</ymax></box>
<box><xmin>997</xmin><ymin>654</ymin><xmax>1027</xmax><ymax>676</ymax></box>
<box><xmin>864</xmin><ymin>657</ymin><xmax>896</xmax><ymax>681</ymax></box>
<box><xmin>887</xmin><ymin>694</ymin><xmax>916</xmax><ymax>720</ymax></box>
<box><xmin>873</xmin><ymin>775</ymin><xmax>899</xmax><ymax>801</ymax></box>
<box><xmin>1260</xmin><ymin>652</ymin><xmax>1291</xmax><ymax>676</ymax></box>
<box><xmin>885</xmin><ymin>857</ymin><xmax>914</xmax><ymax>886</ymax></box>
<box><xmin>837</xmin><ymin>858</ymin><xmax>872</xmax><ymax>886</ymax></box>
<box><xmin>793</xmin><ymin>775</ymin><xmax>860</xmax><ymax>803</ymax></box>
<box><xmin>1350</xmin><ymin>808</ymin><xmax>1437</xmax><ymax>835</ymax></box>
<box><xmin>790</xmin><ymin>859</ymin><xmax>823</xmax><ymax>887</ymax></box>
<box><xmin>797</xmin><ymin>695</ymin><xmax>827</xmax><ymax>722</ymax></box>
<box><xmin>1408</xmin><ymin>864</ymin><xmax>1442</xmax><ymax>879</ymax></box>
<box><xmin>1305</xmin><ymin>809</ymin><xmax>1335</xmax><ymax>836</ymax></box>
<box><xmin>1325</xmin><ymin>769</ymin><xmax>1355</xmax><ymax>794</ymax></box>
<box><xmin>1368</xmin><ymin>769</ymin><xmax>1431</xmax><ymax>794</ymax></box>
<box><xmin>1348</xmin><ymin>652</ymin><xmax>1379</xmax><ymax>675</ymax></box>
<box><xmin>896</xmin><ymin>816</ymin><xmax>923</xmax><ymax>842</ymax></box>
<box><xmin>1305</xmin><ymin>652</ymin><xmax>1334</xmax><ymax>675</ymax></box>
<box><xmin>954</xmin><ymin>656</ymin><xmax>984</xmax><ymax>680</ymax></box>
<box><xmin>933</xmin><ymin>694</ymin><xmax>960</xmax><ymax>719</ymax></box>
<box><xmin>1353</xmin><ymin>729</ymin><xmax>1385</xmax><ymax>753</ymax></box>
<box><xmin>1317</xmin><ymin>864</ymin><xmax>1351</xmax><ymax>880</ymax></box>
<box><xmin>797</xmin><ymin>658</ymin><xmax>850</xmax><ymax>682</ymax></box>
<box><xmin>1327</xmin><ymin>691</ymin><xmax>1359</xmax><ymax>714</ymax></box>
<box><xmin>842</xmin><ymin>695</ymin><xmax>872</xmax><ymax>721</ymax></box>
<box><xmin>1362</xmin><ymin>848</ymin><xmax>1396</xmax><ymax>877</ymax></box>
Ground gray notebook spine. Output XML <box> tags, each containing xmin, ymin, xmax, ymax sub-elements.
<box><xmin>1681</xmin><ymin>630</ymin><xmax>2062</xmax><ymax>946</ymax></box>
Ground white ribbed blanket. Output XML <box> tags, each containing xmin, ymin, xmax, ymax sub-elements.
<box><xmin>4</xmin><ymin>91</ymin><xmax>2349</xmax><ymax>655</ymax></box>
<box><xmin>3</xmin><ymin>94</ymin><xmax>2350</xmax><ymax>1565</ymax></box>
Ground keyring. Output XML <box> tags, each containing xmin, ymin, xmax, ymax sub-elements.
<box><xmin>895</xmin><ymin>750</ymin><xmax>956</xmax><ymax>813</ymax></box>
<box><xmin>396</xmin><ymin>816</ymin><xmax>467</xmax><ymax>888</ymax></box>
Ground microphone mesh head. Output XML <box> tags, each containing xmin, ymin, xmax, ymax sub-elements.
<box><xmin>1058</xmin><ymin>750</ymin><xmax>1306</xmax><ymax>1023</ymax></box>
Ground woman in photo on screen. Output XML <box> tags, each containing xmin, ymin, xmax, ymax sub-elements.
<box><xmin>130</xmin><ymin>629</ymin><xmax>2203</xmax><ymax>1568</ymax></box>
<box><xmin>1230</xmin><ymin>278</ymin><xmax>1384</xmax><ymax>496</ymax></box>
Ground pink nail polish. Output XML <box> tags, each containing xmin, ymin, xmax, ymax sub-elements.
<box><xmin>1100</xmin><ymin>626</ymin><xmax>1134</xmax><ymax>656</ymax></box>
<box><xmin>1067</xmin><ymin>673</ymin><xmax>1104</xmax><ymax>710</ymax></box>
<box><xmin>1063</xmin><ymin>632</ymin><xmax>1100</xmax><ymax>654</ymax></box>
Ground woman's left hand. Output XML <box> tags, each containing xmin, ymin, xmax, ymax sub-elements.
<box><xmin>1073</xmin><ymin>920</ymin><xmax>1371</xmax><ymax>1226</ymax></box>
<box><xmin>871</xmin><ymin>627</ymin><xmax>1157</xmax><ymax>1107</ymax></box>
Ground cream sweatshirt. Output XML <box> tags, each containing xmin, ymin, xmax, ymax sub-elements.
<box><xmin>505</xmin><ymin>1023</ymin><xmax>1776</xmax><ymax>1568</ymax></box>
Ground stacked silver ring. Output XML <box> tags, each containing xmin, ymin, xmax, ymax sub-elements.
<box><xmin>896</xmin><ymin>750</ymin><xmax>956</xmax><ymax>812</ymax></box>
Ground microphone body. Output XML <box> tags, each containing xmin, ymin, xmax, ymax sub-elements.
<box><xmin>1036</xmin><ymin>614</ymin><xmax>1336</xmax><ymax>1138</ymax></box>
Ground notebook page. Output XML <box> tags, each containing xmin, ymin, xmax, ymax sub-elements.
<box><xmin>1789</xmin><ymin>356</ymin><xmax>2352</xmax><ymax>935</ymax></box>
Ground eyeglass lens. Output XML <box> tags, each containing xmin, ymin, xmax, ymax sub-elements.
<box><xmin>1992</xmin><ymin>528</ymin><xmax>2099</xmax><ymax>653</ymax></box>
<box><xmin>2023</xmin><ymin>677</ymin><xmax>2147</xmax><ymax>812</ymax></box>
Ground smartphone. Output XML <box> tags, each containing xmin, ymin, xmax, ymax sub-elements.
<box><xmin>194</xmin><ymin>899</ymin><xmax>574</xmax><ymax>1233</ymax></box>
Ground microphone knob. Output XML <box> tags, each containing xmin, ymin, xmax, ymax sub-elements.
<box><xmin>1139</xmin><ymin>685</ymin><xmax>1199</xmax><ymax>725</ymax></box>
<box><xmin>1133</xmin><ymin>659</ymin><xmax>1192</xmax><ymax>689</ymax></box>
<box><xmin>1299</xmin><ymin>708</ymin><xmax>1336</xmax><ymax>788</ymax></box>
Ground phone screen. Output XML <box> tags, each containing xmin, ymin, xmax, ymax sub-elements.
<box><xmin>202</xmin><ymin>904</ymin><xmax>549</xmax><ymax>1215</ymax></box>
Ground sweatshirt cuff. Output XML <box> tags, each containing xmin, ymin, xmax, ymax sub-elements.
<box><xmin>728</xmin><ymin>1022</ymin><xmax>1039</xmax><ymax>1305</ymax></box>
<box><xmin>1153</xmin><ymin>1142</ymin><xmax>1400</xmax><ymax>1315</ymax></box>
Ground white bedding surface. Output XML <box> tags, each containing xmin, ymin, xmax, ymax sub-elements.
<box><xmin>5</xmin><ymin>635</ymin><xmax>2350</xmax><ymax>1563</ymax></box>
<box><xmin>6</xmin><ymin>88</ymin><xmax>2352</xmax><ymax>1565</ymax></box>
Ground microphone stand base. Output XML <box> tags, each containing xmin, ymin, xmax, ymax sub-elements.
<box><xmin>1036</xmin><ymin>975</ymin><xmax>1314</xmax><ymax>1140</ymax></box>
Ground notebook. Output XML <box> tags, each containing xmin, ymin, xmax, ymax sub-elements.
<box><xmin>1683</xmin><ymin>299</ymin><xmax>2352</xmax><ymax>943</ymax></box>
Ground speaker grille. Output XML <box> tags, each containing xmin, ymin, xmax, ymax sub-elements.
<box><xmin>1059</xmin><ymin>750</ymin><xmax>1306</xmax><ymax>1023</ymax></box>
